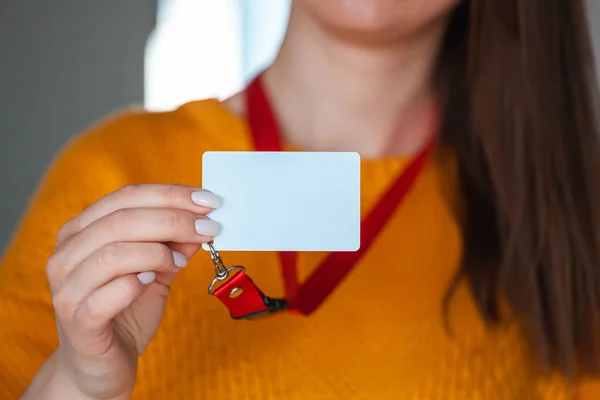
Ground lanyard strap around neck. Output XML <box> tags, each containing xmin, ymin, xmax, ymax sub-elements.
<box><xmin>246</xmin><ymin>72</ymin><xmax>437</xmax><ymax>316</ymax></box>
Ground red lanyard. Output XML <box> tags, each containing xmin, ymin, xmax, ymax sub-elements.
<box><xmin>208</xmin><ymin>73</ymin><xmax>437</xmax><ymax>319</ymax></box>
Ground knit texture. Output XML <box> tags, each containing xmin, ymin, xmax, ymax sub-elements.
<box><xmin>1</xmin><ymin>99</ymin><xmax>599</xmax><ymax>399</ymax></box>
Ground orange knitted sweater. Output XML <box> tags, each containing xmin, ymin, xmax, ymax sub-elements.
<box><xmin>1</xmin><ymin>99</ymin><xmax>599</xmax><ymax>399</ymax></box>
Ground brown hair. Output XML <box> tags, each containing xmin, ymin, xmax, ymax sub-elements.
<box><xmin>439</xmin><ymin>0</ymin><xmax>600</xmax><ymax>377</ymax></box>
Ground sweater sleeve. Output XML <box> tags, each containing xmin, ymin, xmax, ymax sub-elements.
<box><xmin>0</xmin><ymin>113</ymin><xmax>137</xmax><ymax>398</ymax></box>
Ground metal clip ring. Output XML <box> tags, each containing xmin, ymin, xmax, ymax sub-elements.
<box><xmin>206</xmin><ymin>241</ymin><xmax>246</xmax><ymax>295</ymax></box>
<box><xmin>208</xmin><ymin>265</ymin><xmax>246</xmax><ymax>296</ymax></box>
<box><xmin>207</xmin><ymin>240</ymin><xmax>226</xmax><ymax>275</ymax></box>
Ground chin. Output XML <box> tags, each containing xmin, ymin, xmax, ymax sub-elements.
<box><xmin>299</xmin><ymin>0</ymin><xmax>462</xmax><ymax>43</ymax></box>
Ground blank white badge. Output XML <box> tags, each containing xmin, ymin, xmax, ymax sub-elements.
<box><xmin>202</xmin><ymin>151</ymin><xmax>361</xmax><ymax>252</ymax></box>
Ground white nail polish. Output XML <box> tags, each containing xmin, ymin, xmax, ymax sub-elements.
<box><xmin>191</xmin><ymin>190</ymin><xmax>222</xmax><ymax>208</ymax></box>
<box><xmin>137</xmin><ymin>271</ymin><xmax>156</xmax><ymax>285</ymax></box>
<box><xmin>172</xmin><ymin>251</ymin><xmax>188</xmax><ymax>268</ymax></box>
<box><xmin>195</xmin><ymin>219</ymin><xmax>222</xmax><ymax>236</ymax></box>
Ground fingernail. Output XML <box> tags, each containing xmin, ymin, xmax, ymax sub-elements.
<box><xmin>172</xmin><ymin>251</ymin><xmax>188</xmax><ymax>268</ymax></box>
<box><xmin>137</xmin><ymin>271</ymin><xmax>156</xmax><ymax>285</ymax></box>
<box><xmin>195</xmin><ymin>218</ymin><xmax>221</xmax><ymax>236</ymax></box>
<box><xmin>191</xmin><ymin>190</ymin><xmax>221</xmax><ymax>209</ymax></box>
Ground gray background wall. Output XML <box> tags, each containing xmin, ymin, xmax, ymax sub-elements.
<box><xmin>1</xmin><ymin>0</ymin><xmax>600</xmax><ymax>251</ymax></box>
<box><xmin>0</xmin><ymin>0</ymin><xmax>156</xmax><ymax>249</ymax></box>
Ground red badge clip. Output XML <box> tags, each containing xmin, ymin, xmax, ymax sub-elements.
<box><xmin>206</xmin><ymin>241</ymin><xmax>288</xmax><ymax>320</ymax></box>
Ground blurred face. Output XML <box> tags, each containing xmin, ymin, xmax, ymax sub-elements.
<box><xmin>298</xmin><ymin>0</ymin><xmax>463</xmax><ymax>43</ymax></box>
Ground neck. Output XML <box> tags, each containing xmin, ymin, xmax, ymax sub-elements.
<box><xmin>263</xmin><ymin>4</ymin><xmax>448</xmax><ymax>158</ymax></box>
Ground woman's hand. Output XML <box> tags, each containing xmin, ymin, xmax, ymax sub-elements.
<box><xmin>30</xmin><ymin>184</ymin><xmax>221</xmax><ymax>400</ymax></box>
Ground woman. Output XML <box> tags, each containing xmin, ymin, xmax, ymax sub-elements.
<box><xmin>2</xmin><ymin>0</ymin><xmax>600</xmax><ymax>398</ymax></box>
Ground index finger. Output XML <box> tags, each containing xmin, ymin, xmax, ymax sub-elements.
<box><xmin>57</xmin><ymin>184</ymin><xmax>221</xmax><ymax>245</ymax></box>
